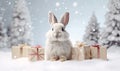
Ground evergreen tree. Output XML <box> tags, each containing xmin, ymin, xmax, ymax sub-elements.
<box><xmin>83</xmin><ymin>13</ymin><xmax>100</xmax><ymax>45</ymax></box>
<box><xmin>100</xmin><ymin>0</ymin><xmax>120</xmax><ymax>48</ymax></box>
<box><xmin>0</xmin><ymin>17</ymin><xmax>6</xmax><ymax>48</ymax></box>
<box><xmin>9</xmin><ymin>0</ymin><xmax>32</xmax><ymax>47</ymax></box>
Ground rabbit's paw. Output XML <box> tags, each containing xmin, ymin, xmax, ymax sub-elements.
<box><xmin>59</xmin><ymin>56</ymin><xmax>67</xmax><ymax>62</ymax></box>
<box><xmin>50</xmin><ymin>55</ymin><xmax>58</xmax><ymax>61</ymax></box>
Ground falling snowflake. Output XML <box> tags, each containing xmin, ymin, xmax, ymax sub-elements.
<box><xmin>65</xmin><ymin>7</ymin><xmax>68</xmax><ymax>10</ymax></box>
<box><xmin>19</xmin><ymin>29</ymin><xmax>22</xmax><ymax>32</ymax></box>
<box><xmin>73</xmin><ymin>2</ymin><xmax>78</xmax><ymax>7</ymax></box>
<box><xmin>8</xmin><ymin>2</ymin><xmax>11</xmax><ymax>5</ymax></box>
<box><xmin>93</xmin><ymin>29</ymin><xmax>96</xmax><ymax>31</ymax></box>
<box><xmin>56</xmin><ymin>2</ymin><xmax>60</xmax><ymax>7</ymax></box>
<box><xmin>75</xmin><ymin>11</ymin><xmax>79</xmax><ymax>14</ymax></box>
<box><xmin>6</xmin><ymin>1</ymin><xmax>11</xmax><ymax>5</ymax></box>
<box><xmin>28</xmin><ymin>2</ymin><xmax>31</xmax><ymax>5</ymax></box>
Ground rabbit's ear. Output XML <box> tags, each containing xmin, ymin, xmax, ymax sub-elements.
<box><xmin>48</xmin><ymin>12</ymin><xmax>58</xmax><ymax>24</ymax></box>
<box><xmin>60</xmin><ymin>12</ymin><xmax>69</xmax><ymax>26</ymax></box>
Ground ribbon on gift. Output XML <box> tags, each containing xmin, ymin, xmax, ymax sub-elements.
<box><xmin>76</xmin><ymin>41</ymin><xmax>86</xmax><ymax>47</ymax></box>
<box><xmin>30</xmin><ymin>45</ymin><xmax>44</xmax><ymax>60</ymax></box>
<box><xmin>19</xmin><ymin>44</ymin><xmax>26</xmax><ymax>56</ymax></box>
<box><xmin>20</xmin><ymin>47</ymin><xmax>23</xmax><ymax>56</ymax></box>
<box><xmin>92</xmin><ymin>44</ymin><xmax>100</xmax><ymax>58</ymax></box>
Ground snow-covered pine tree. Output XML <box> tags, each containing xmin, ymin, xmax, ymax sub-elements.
<box><xmin>0</xmin><ymin>17</ymin><xmax>6</xmax><ymax>48</ymax></box>
<box><xmin>9</xmin><ymin>0</ymin><xmax>32</xmax><ymax>47</ymax></box>
<box><xmin>83</xmin><ymin>13</ymin><xmax>100</xmax><ymax>45</ymax></box>
<box><xmin>100</xmin><ymin>0</ymin><xmax>120</xmax><ymax>48</ymax></box>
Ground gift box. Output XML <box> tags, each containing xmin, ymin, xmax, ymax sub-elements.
<box><xmin>12</xmin><ymin>46</ymin><xmax>21</xmax><ymax>59</ymax></box>
<box><xmin>12</xmin><ymin>44</ymin><xmax>31</xmax><ymax>59</ymax></box>
<box><xmin>84</xmin><ymin>46</ymin><xmax>91</xmax><ymax>59</ymax></box>
<box><xmin>72</xmin><ymin>47</ymin><xmax>85</xmax><ymax>60</ymax></box>
<box><xmin>28</xmin><ymin>45</ymin><xmax>44</xmax><ymax>61</ymax></box>
<box><xmin>90</xmin><ymin>44</ymin><xmax>107</xmax><ymax>60</ymax></box>
<box><xmin>72</xmin><ymin>42</ymin><xmax>91</xmax><ymax>60</ymax></box>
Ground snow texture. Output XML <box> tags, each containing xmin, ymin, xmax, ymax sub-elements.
<box><xmin>0</xmin><ymin>47</ymin><xmax>120</xmax><ymax>71</ymax></box>
<box><xmin>100</xmin><ymin>0</ymin><xmax>120</xmax><ymax>48</ymax></box>
<box><xmin>8</xmin><ymin>0</ymin><xmax>32</xmax><ymax>48</ymax></box>
<box><xmin>83</xmin><ymin>13</ymin><xmax>100</xmax><ymax>45</ymax></box>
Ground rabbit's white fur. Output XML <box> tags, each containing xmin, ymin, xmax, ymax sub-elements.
<box><xmin>45</xmin><ymin>12</ymin><xmax>72</xmax><ymax>61</ymax></box>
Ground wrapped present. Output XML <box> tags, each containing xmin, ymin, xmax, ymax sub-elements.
<box><xmin>83</xmin><ymin>46</ymin><xmax>91</xmax><ymax>59</ymax></box>
<box><xmin>12</xmin><ymin>44</ymin><xmax>31</xmax><ymax>59</ymax></box>
<box><xmin>72</xmin><ymin>44</ymin><xmax>91</xmax><ymax>60</ymax></box>
<box><xmin>28</xmin><ymin>45</ymin><xmax>44</xmax><ymax>61</ymax></box>
<box><xmin>72</xmin><ymin>47</ymin><xmax>84</xmax><ymax>60</ymax></box>
<box><xmin>12</xmin><ymin>46</ymin><xmax>22</xmax><ymax>59</ymax></box>
<box><xmin>90</xmin><ymin>44</ymin><xmax>107</xmax><ymax>60</ymax></box>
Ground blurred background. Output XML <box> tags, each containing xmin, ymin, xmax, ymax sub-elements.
<box><xmin>0</xmin><ymin>0</ymin><xmax>108</xmax><ymax>46</ymax></box>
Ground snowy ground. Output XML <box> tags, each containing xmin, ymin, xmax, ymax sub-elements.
<box><xmin>0</xmin><ymin>48</ymin><xmax>120</xmax><ymax>71</ymax></box>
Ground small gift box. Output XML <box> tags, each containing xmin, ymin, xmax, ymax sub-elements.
<box><xmin>90</xmin><ymin>44</ymin><xmax>107</xmax><ymax>60</ymax></box>
<box><xmin>72</xmin><ymin>47</ymin><xmax>85</xmax><ymax>60</ymax></box>
<box><xmin>28</xmin><ymin>45</ymin><xmax>44</xmax><ymax>61</ymax></box>
<box><xmin>72</xmin><ymin>42</ymin><xmax>91</xmax><ymax>60</ymax></box>
<box><xmin>12</xmin><ymin>46</ymin><xmax>22</xmax><ymax>59</ymax></box>
<box><xmin>12</xmin><ymin>44</ymin><xmax>31</xmax><ymax>59</ymax></box>
<box><xmin>83</xmin><ymin>46</ymin><xmax>91</xmax><ymax>59</ymax></box>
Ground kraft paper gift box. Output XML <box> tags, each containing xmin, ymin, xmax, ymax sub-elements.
<box><xmin>22</xmin><ymin>45</ymin><xmax>31</xmax><ymax>57</ymax></box>
<box><xmin>12</xmin><ymin>46</ymin><xmax>22</xmax><ymax>59</ymax></box>
<box><xmin>72</xmin><ymin>47</ymin><xmax>85</xmax><ymax>60</ymax></box>
<box><xmin>12</xmin><ymin>44</ymin><xmax>31</xmax><ymax>59</ymax></box>
<box><xmin>72</xmin><ymin>46</ymin><xmax>91</xmax><ymax>60</ymax></box>
<box><xmin>28</xmin><ymin>46</ymin><xmax>44</xmax><ymax>61</ymax></box>
<box><xmin>90</xmin><ymin>45</ymin><xmax>107</xmax><ymax>60</ymax></box>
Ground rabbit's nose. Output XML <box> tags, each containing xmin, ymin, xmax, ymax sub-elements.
<box><xmin>54</xmin><ymin>32</ymin><xmax>61</xmax><ymax>38</ymax></box>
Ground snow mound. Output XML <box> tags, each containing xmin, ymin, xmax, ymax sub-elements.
<box><xmin>0</xmin><ymin>48</ymin><xmax>120</xmax><ymax>71</ymax></box>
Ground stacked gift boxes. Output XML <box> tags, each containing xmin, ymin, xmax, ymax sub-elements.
<box><xmin>11</xmin><ymin>42</ymin><xmax>107</xmax><ymax>61</ymax></box>
<box><xmin>72</xmin><ymin>41</ymin><xmax>107</xmax><ymax>60</ymax></box>
<box><xmin>12</xmin><ymin>44</ymin><xmax>44</xmax><ymax>61</ymax></box>
<box><xmin>12</xmin><ymin>44</ymin><xmax>31</xmax><ymax>59</ymax></box>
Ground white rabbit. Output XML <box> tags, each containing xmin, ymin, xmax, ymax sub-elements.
<box><xmin>45</xmin><ymin>12</ymin><xmax>72</xmax><ymax>61</ymax></box>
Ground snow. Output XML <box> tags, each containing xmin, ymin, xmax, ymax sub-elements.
<box><xmin>65</xmin><ymin>7</ymin><xmax>68</xmax><ymax>10</ymax></box>
<box><xmin>75</xmin><ymin>11</ymin><xmax>79</xmax><ymax>14</ymax></box>
<box><xmin>8</xmin><ymin>2</ymin><xmax>12</xmax><ymax>5</ymax></box>
<box><xmin>8</xmin><ymin>0</ymin><xmax>32</xmax><ymax>48</ymax></box>
<box><xmin>0</xmin><ymin>48</ymin><xmax>120</xmax><ymax>71</ymax></box>
<box><xmin>101</xmin><ymin>0</ymin><xmax>120</xmax><ymax>47</ymax></box>
<box><xmin>73</xmin><ymin>2</ymin><xmax>78</xmax><ymax>7</ymax></box>
<box><xmin>56</xmin><ymin>2</ymin><xmax>60</xmax><ymax>7</ymax></box>
<box><xmin>83</xmin><ymin>13</ymin><xmax>99</xmax><ymax>45</ymax></box>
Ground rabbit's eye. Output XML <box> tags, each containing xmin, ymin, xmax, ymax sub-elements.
<box><xmin>62</xmin><ymin>27</ymin><xmax>65</xmax><ymax>31</ymax></box>
<box><xmin>52</xmin><ymin>28</ymin><xmax>54</xmax><ymax>31</ymax></box>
